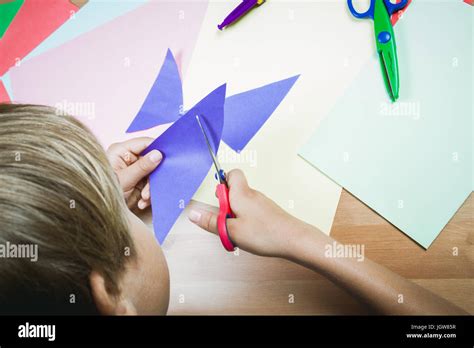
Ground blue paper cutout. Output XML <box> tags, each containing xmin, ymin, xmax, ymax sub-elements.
<box><xmin>127</xmin><ymin>49</ymin><xmax>183</xmax><ymax>132</ymax></box>
<box><xmin>128</xmin><ymin>49</ymin><xmax>298</xmax><ymax>242</ymax></box>
<box><xmin>222</xmin><ymin>75</ymin><xmax>299</xmax><ymax>152</ymax></box>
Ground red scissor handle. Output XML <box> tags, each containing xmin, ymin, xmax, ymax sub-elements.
<box><xmin>216</xmin><ymin>183</ymin><xmax>235</xmax><ymax>251</ymax></box>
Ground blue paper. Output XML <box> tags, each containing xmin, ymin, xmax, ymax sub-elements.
<box><xmin>23</xmin><ymin>0</ymin><xmax>146</xmax><ymax>62</ymax></box>
<box><xmin>127</xmin><ymin>49</ymin><xmax>183</xmax><ymax>132</ymax></box>
<box><xmin>299</xmin><ymin>2</ymin><xmax>472</xmax><ymax>248</ymax></box>
<box><xmin>128</xmin><ymin>49</ymin><xmax>299</xmax><ymax>242</ymax></box>
<box><xmin>222</xmin><ymin>75</ymin><xmax>299</xmax><ymax>152</ymax></box>
<box><xmin>141</xmin><ymin>84</ymin><xmax>226</xmax><ymax>243</ymax></box>
<box><xmin>128</xmin><ymin>50</ymin><xmax>299</xmax><ymax>153</ymax></box>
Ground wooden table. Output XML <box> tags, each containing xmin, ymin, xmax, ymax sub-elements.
<box><xmin>162</xmin><ymin>191</ymin><xmax>473</xmax><ymax>315</ymax></box>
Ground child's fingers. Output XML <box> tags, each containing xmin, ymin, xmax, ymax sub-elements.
<box><xmin>118</xmin><ymin>150</ymin><xmax>162</xmax><ymax>190</ymax></box>
<box><xmin>120</xmin><ymin>137</ymin><xmax>155</xmax><ymax>156</ymax></box>
<box><xmin>109</xmin><ymin>148</ymin><xmax>138</xmax><ymax>166</ymax></box>
<box><xmin>126</xmin><ymin>188</ymin><xmax>142</xmax><ymax>210</ymax></box>
<box><xmin>141</xmin><ymin>182</ymin><xmax>150</xmax><ymax>201</ymax></box>
<box><xmin>136</xmin><ymin>181</ymin><xmax>151</xmax><ymax>209</ymax></box>
<box><xmin>137</xmin><ymin>198</ymin><xmax>150</xmax><ymax>210</ymax></box>
<box><xmin>107</xmin><ymin>145</ymin><xmax>136</xmax><ymax>168</ymax></box>
<box><xmin>108</xmin><ymin>138</ymin><xmax>155</xmax><ymax>168</ymax></box>
<box><xmin>188</xmin><ymin>209</ymin><xmax>218</xmax><ymax>235</ymax></box>
<box><xmin>227</xmin><ymin>169</ymin><xmax>250</xmax><ymax>193</ymax></box>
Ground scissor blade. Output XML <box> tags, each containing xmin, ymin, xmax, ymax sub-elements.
<box><xmin>379</xmin><ymin>51</ymin><xmax>398</xmax><ymax>101</ymax></box>
<box><xmin>195</xmin><ymin>115</ymin><xmax>222</xmax><ymax>178</ymax></box>
<box><xmin>373</xmin><ymin>0</ymin><xmax>400</xmax><ymax>101</ymax></box>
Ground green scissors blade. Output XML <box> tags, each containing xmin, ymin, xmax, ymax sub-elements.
<box><xmin>373</xmin><ymin>0</ymin><xmax>400</xmax><ymax>101</ymax></box>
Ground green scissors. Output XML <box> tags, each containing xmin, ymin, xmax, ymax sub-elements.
<box><xmin>348</xmin><ymin>0</ymin><xmax>409</xmax><ymax>101</ymax></box>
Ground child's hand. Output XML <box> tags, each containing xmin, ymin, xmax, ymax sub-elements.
<box><xmin>188</xmin><ymin>169</ymin><xmax>307</xmax><ymax>258</ymax></box>
<box><xmin>107</xmin><ymin>138</ymin><xmax>162</xmax><ymax>210</ymax></box>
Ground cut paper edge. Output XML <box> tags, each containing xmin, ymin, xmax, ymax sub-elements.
<box><xmin>127</xmin><ymin>49</ymin><xmax>300</xmax><ymax>157</ymax></box>
<box><xmin>142</xmin><ymin>84</ymin><xmax>227</xmax><ymax>243</ymax></box>
<box><xmin>127</xmin><ymin>48</ymin><xmax>183</xmax><ymax>133</ymax></box>
<box><xmin>222</xmin><ymin>75</ymin><xmax>300</xmax><ymax>152</ymax></box>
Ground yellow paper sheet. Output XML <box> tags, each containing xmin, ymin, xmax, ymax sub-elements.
<box><xmin>187</xmin><ymin>0</ymin><xmax>372</xmax><ymax>233</ymax></box>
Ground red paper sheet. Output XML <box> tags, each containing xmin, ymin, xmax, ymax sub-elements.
<box><xmin>0</xmin><ymin>0</ymin><xmax>77</xmax><ymax>76</ymax></box>
<box><xmin>0</xmin><ymin>80</ymin><xmax>10</xmax><ymax>103</ymax></box>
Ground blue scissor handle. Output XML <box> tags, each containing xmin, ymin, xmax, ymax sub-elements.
<box><xmin>383</xmin><ymin>0</ymin><xmax>409</xmax><ymax>15</ymax></box>
<box><xmin>348</xmin><ymin>0</ymin><xmax>408</xmax><ymax>19</ymax></box>
<box><xmin>347</xmin><ymin>0</ymin><xmax>375</xmax><ymax>19</ymax></box>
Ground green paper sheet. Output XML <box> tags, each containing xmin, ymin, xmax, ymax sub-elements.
<box><xmin>299</xmin><ymin>1</ymin><xmax>472</xmax><ymax>248</ymax></box>
<box><xmin>0</xmin><ymin>0</ymin><xmax>24</xmax><ymax>39</ymax></box>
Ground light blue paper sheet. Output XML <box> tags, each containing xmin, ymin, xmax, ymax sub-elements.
<box><xmin>23</xmin><ymin>0</ymin><xmax>147</xmax><ymax>62</ymax></box>
<box><xmin>299</xmin><ymin>1</ymin><xmax>472</xmax><ymax>248</ymax></box>
<box><xmin>1</xmin><ymin>74</ymin><xmax>13</xmax><ymax>100</ymax></box>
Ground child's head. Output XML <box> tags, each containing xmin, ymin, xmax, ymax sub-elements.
<box><xmin>0</xmin><ymin>104</ymin><xmax>169</xmax><ymax>315</ymax></box>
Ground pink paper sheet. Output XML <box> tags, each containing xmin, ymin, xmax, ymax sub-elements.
<box><xmin>0</xmin><ymin>0</ymin><xmax>77</xmax><ymax>76</ymax></box>
<box><xmin>10</xmin><ymin>1</ymin><xmax>209</xmax><ymax>148</ymax></box>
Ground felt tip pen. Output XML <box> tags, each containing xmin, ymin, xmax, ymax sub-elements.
<box><xmin>218</xmin><ymin>0</ymin><xmax>265</xmax><ymax>30</ymax></box>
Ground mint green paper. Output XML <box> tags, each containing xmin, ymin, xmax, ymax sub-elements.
<box><xmin>299</xmin><ymin>2</ymin><xmax>472</xmax><ymax>248</ymax></box>
<box><xmin>472</xmin><ymin>8</ymin><xmax>474</xmax><ymax>191</ymax></box>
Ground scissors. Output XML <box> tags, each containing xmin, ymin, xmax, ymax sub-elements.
<box><xmin>347</xmin><ymin>0</ymin><xmax>409</xmax><ymax>101</ymax></box>
<box><xmin>196</xmin><ymin>115</ymin><xmax>236</xmax><ymax>251</ymax></box>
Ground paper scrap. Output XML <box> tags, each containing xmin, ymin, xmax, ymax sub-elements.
<box><xmin>127</xmin><ymin>49</ymin><xmax>184</xmax><ymax>132</ymax></box>
<box><xmin>222</xmin><ymin>76</ymin><xmax>299</xmax><ymax>152</ymax></box>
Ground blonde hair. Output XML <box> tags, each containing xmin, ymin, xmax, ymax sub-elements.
<box><xmin>0</xmin><ymin>104</ymin><xmax>135</xmax><ymax>314</ymax></box>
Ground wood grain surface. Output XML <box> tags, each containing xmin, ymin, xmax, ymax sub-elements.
<box><xmin>161</xmin><ymin>191</ymin><xmax>473</xmax><ymax>315</ymax></box>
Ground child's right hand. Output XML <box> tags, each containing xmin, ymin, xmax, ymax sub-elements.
<box><xmin>188</xmin><ymin>169</ymin><xmax>308</xmax><ymax>258</ymax></box>
<box><xmin>191</xmin><ymin>173</ymin><xmax>469</xmax><ymax>316</ymax></box>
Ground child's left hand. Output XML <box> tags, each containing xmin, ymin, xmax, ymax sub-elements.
<box><xmin>107</xmin><ymin>137</ymin><xmax>162</xmax><ymax>210</ymax></box>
